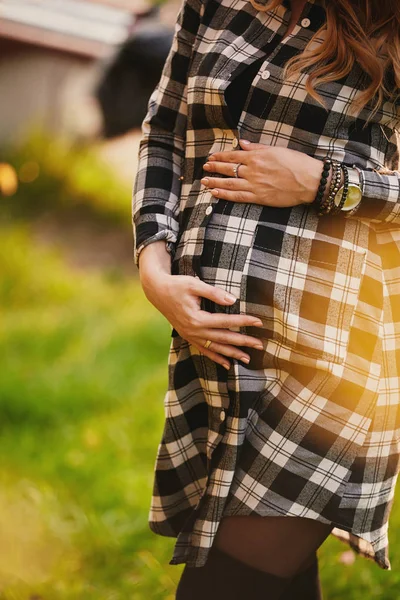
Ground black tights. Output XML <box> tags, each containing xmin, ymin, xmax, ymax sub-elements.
<box><xmin>175</xmin><ymin>515</ymin><xmax>334</xmax><ymax>599</ymax></box>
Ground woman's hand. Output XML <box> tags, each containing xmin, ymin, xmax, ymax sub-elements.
<box><xmin>201</xmin><ymin>139</ymin><xmax>327</xmax><ymax>207</ymax></box>
<box><xmin>139</xmin><ymin>243</ymin><xmax>264</xmax><ymax>370</ymax></box>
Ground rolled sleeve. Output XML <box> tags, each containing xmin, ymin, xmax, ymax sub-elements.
<box><xmin>135</xmin><ymin>230</ymin><xmax>177</xmax><ymax>268</ymax></box>
<box><xmin>349</xmin><ymin>166</ymin><xmax>400</xmax><ymax>224</ymax></box>
<box><xmin>132</xmin><ymin>0</ymin><xmax>204</xmax><ymax>267</ymax></box>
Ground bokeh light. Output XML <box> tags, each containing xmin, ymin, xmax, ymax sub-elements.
<box><xmin>19</xmin><ymin>160</ymin><xmax>40</xmax><ymax>183</ymax></box>
<box><xmin>0</xmin><ymin>162</ymin><xmax>18</xmax><ymax>196</ymax></box>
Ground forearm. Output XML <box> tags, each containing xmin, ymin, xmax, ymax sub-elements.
<box><xmin>138</xmin><ymin>240</ymin><xmax>172</xmax><ymax>293</ymax></box>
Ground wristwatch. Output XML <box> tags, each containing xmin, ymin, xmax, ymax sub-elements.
<box><xmin>333</xmin><ymin>166</ymin><xmax>363</xmax><ymax>212</ymax></box>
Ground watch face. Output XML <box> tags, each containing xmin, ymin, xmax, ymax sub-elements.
<box><xmin>334</xmin><ymin>184</ymin><xmax>362</xmax><ymax>211</ymax></box>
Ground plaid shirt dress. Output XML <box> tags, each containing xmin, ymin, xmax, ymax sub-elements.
<box><xmin>132</xmin><ymin>0</ymin><xmax>400</xmax><ymax>570</ymax></box>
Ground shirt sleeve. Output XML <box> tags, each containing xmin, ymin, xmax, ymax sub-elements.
<box><xmin>343</xmin><ymin>164</ymin><xmax>400</xmax><ymax>224</ymax></box>
<box><xmin>132</xmin><ymin>0</ymin><xmax>204</xmax><ymax>268</ymax></box>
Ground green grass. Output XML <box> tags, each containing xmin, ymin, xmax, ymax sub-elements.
<box><xmin>1</xmin><ymin>223</ymin><xmax>400</xmax><ymax>598</ymax></box>
<box><xmin>0</xmin><ymin>224</ymin><xmax>179</xmax><ymax>599</ymax></box>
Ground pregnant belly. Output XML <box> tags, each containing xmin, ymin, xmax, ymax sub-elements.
<box><xmin>200</xmin><ymin>199</ymin><xmax>368</xmax><ymax>371</ymax></box>
<box><xmin>199</xmin><ymin>199</ymin><xmax>265</xmax><ymax>294</ymax></box>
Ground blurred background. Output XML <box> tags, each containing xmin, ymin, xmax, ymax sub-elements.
<box><xmin>0</xmin><ymin>0</ymin><xmax>399</xmax><ymax>598</ymax></box>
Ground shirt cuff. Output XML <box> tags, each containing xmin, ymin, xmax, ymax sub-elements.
<box><xmin>352</xmin><ymin>166</ymin><xmax>400</xmax><ymax>223</ymax></box>
<box><xmin>135</xmin><ymin>230</ymin><xmax>177</xmax><ymax>268</ymax></box>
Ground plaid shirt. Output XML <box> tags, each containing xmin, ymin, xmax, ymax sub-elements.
<box><xmin>132</xmin><ymin>0</ymin><xmax>400</xmax><ymax>570</ymax></box>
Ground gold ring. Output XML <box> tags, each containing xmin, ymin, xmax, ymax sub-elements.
<box><xmin>203</xmin><ymin>339</ymin><xmax>212</xmax><ymax>349</ymax></box>
<box><xmin>233</xmin><ymin>162</ymin><xmax>242</xmax><ymax>178</ymax></box>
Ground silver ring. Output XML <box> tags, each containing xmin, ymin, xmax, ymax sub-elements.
<box><xmin>233</xmin><ymin>162</ymin><xmax>242</xmax><ymax>178</ymax></box>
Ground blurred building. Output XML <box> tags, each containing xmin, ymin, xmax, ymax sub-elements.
<box><xmin>0</xmin><ymin>0</ymin><xmax>154</xmax><ymax>143</ymax></box>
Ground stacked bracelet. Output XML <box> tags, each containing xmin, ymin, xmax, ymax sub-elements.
<box><xmin>313</xmin><ymin>158</ymin><xmax>333</xmax><ymax>215</ymax></box>
<box><xmin>312</xmin><ymin>158</ymin><xmax>355</xmax><ymax>217</ymax></box>
<box><xmin>331</xmin><ymin>164</ymin><xmax>349</xmax><ymax>215</ymax></box>
<box><xmin>324</xmin><ymin>160</ymin><xmax>342</xmax><ymax>214</ymax></box>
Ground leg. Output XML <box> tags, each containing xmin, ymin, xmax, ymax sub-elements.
<box><xmin>213</xmin><ymin>514</ymin><xmax>333</xmax><ymax>577</ymax></box>
<box><xmin>281</xmin><ymin>554</ymin><xmax>323</xmax><ymax>600</ymax></box>
<box><xmin>175</xmin><ymin>515</ymin><xmax>333</xmax><ymax>599</ymax></box>
<box><xmin>175</xmin><ymin>543</ymin><xmax>294</xmax><ymax>600</ymax></box>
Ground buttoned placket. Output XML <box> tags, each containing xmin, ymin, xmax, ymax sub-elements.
<box><xmin>172</xmin><ymin>3</ymin><xmax>325</xmax><ymax>555</ymax></box>
<box><xmin>215</xmin><ymin>0</ymin><xmax>318</xmax><ymax>138</ymax></box>
<box><xmin>172</xmin><ymin>0</ymin><xmax>322</xmax><ymax>533</ymax></box>
<box><xmin>168</xmin><ymin>3</ymin><xmax>344</xmax><ymax>570</ymax></box>
<box><xmin>168</xmin><ymin>375</ymin><xmax>232</xmax><ymax>566</ymax></box>
<box><xmin>190</xmin><ymin>1</ymin><xmax>319</xmax><ymax>275</ymax></box>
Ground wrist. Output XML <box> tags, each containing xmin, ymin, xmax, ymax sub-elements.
<box><xmin>300</xmin><ymin>157</ymin><xmax>331</xmax><ymax>205</ymax></box>
<box><xmin>140</xmin><ymin>269</ymin><xmax>173</xmax><ymax>307</ymax></box>
<box><xmin>138</xmin><ymin>241</ymin><xmax>172</xmax><ymax>286</ymax></box>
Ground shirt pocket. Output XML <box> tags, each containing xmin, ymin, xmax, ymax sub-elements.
<box><xmin>239</xmin><ymin>222</ymin><xmax>367</xmax><ymax>369</ymax></box>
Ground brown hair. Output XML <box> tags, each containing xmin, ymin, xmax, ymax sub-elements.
<box><xmin>249</xmin><ymin>0</ymin><xmax>400</xmax><ymax>126</ymax></box>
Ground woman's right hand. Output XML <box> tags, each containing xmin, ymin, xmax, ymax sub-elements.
<box><xmin>138</xmin><ymin>241</ymin><xmax>264</xmax><ymax>370</ymax></box>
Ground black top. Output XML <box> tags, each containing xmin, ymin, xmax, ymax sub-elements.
<box><xmin>224</xmin><ymin>0</ymin><xmax>291</xmax><ymax>127</ymax></box>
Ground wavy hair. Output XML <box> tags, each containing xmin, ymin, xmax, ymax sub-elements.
<box><xmin>249</xmin><ymin>0</ymin><xmax>400</xmax><ymax>128</ymax></box>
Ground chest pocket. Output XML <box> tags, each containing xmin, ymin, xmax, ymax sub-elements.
<box><xmin>240</xmin><ymin>219</ymin><xmax>367</xmax><ymax>370</ymax></box>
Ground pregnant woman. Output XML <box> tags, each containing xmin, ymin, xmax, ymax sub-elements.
<box><xmin>132</xmin><ymin>0</ymin><xmax>400</xmax><ymax>597</ymax></box>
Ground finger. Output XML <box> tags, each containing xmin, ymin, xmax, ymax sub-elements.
<box><xmin>196</xmin><ymin>338</ymin><xmax>252</xmax><ymax>364</ymax></box>
<box><xmin>198</xmin><ymin>329</ymin><xmax>264</xmax><ymax>350</ymax></box>
<box><xmin>239</xmin><ymin>139</ymin><xmax>266</xmax><ymax>151</ymax></box>
<box><xmin>210</xmin><ymin>188</ymin><xmax>256</xmax><ymax>203</ymax></box>
<box><xmin>201</xmin><ymin>175</ymin><xmax>250</xmax><ymax>190</ymax></box>
<box><xmin>189</xmin><ymin>339</ymin><xmax>231</xmax><ymax>370</ymax></box>
<box><xmin>203</xmin><ymin>161</ymin><xmax>250</xmax><ymax>179</ymax></box>
<box><xmin>190</xmin><ymin>279</ymin><xmax>239</xmax><ymax>305</ymax></box>
<box><xmin>199</xmin><ymin>312</ymin><xmax>264</xmax><ymax>329</ymax></box>
<box><xmin>207</xmin><ymin>150</ymin><xmax>253</xmax><ymax>164</ymax></box>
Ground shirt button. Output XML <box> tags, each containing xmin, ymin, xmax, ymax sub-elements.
<box><xmin>231</xmin><ymin>137</ymin><xmax>239</xmax><ymax>148</ymax></box>
<box><xmin>301</xmin><ymin>17</ymin><xmax>311</xmax><ymax>27</ymax></box>
<box><xmin>220</xmin><ymin>409</ymin><xmax>226</xmax><ymax>421</ymax></box>
<box><xmin>261</xmin><ymin>70</ymin><xmax>271</xmax><ymax>80</ymax></box>
<box><xmin>205</xmin><ymin>205</ymin><xmax>213</xmax><ymax>215</ymax></box>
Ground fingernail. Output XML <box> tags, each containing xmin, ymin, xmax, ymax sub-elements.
<box><xmin>255</xmin><ymin>344</ymin><xmax>264</xmax><ymax>350</ymax></box>
<box><xmin>251</xmin><ymin>318</ymin><xmax>263</xmax><ymax>326</ymax></box>
<box><xmin>203</xmin><ymin>163</ymin><xmax>210</xmax><ymax>169</ymax></box>
<box><xmin>223</xmin><ymin>363</ymin><xmax>230</xmax><ymax>370</ymax></box>
<box><xmin>240</xmin><ymin>356</ymin><xmax>250</xmax><ymax>364</ymax></box>
<box><xmin>240</xmin><ymin>139</ymin><xmax>251</xmax><ymax>145</ymax></box>
<box><xmin>201</xmin><ymin>177</ymin><xmax>209</xmax><ymax>184</ymax></box>
<box><xmin>208</xmin><ymin>154</ymin><xmax>216</xmax><ymax>160</ymax></box>
<box><xmin>225</xmin><ymin>293</ymin><xmax>238</xmax><ymax>303</ymax></box>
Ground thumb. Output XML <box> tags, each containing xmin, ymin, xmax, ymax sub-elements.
<box><xmin>239</xmin><ymin>139</ymin><xmax>266</xmax><ymax>151</ymax></box>
<box><xmin>192</xmin><ymin>279</ymin><xmax>238</xmax><ymax>305</ymax></box>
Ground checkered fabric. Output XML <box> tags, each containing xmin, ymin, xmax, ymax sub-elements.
<box><xmin>132</xmin><ymin>0</ymin><xmax>400</xmax><ymax>570</ymax></box>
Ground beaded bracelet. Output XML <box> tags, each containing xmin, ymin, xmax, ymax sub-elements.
<box><xmin>313</xmin><ymin>158</ymin><xmax>333</xmax><ymax>215</ymax></box>
<box><xmin>324</xmin><ymin>160</ymin><xmax>343</xmax><ymax>214</ymax></box>
<box><xmin>331</xmin><ymin>164</ymin><xmax>350</xmax><ymax>215</ymax></box>
<box><xmin>315</xmin><ymin>159</ymin><xmax>343</xmax><ymax>216</ymax></box>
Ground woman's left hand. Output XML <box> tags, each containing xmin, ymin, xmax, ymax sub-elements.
<box><xmin>201</xmin><ymin>139</ymin><xmax>325</xmax><ymax>208</ymax></box>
